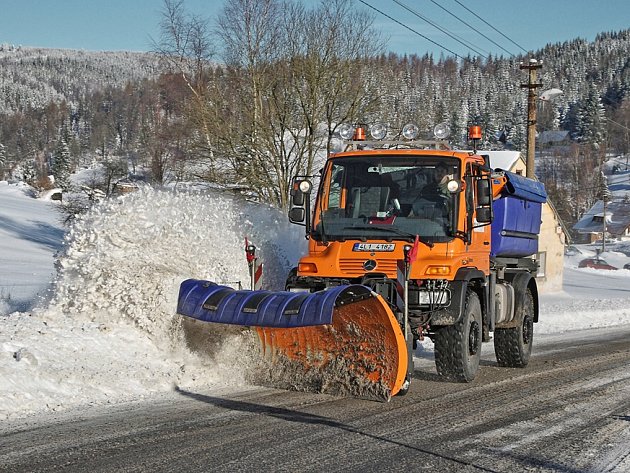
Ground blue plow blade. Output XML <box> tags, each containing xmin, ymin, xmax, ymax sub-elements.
<box><xmin>176</xmin><ymin>279</ymin><xmax>373</xmax><ymax>328</ymax></box>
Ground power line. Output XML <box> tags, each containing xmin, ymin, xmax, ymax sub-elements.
<box><xmin>357</xmin><ymin>0</ymin><xmax>463</xmax><ymax>59</ymax></box>
<box><xmin>426</xmin><ymin>0</ymin><xmax>515</xmax><ymax>57</ymax></box>
<box><xmin>606</xmin><ymin>117</ymin><xmax>630</xmax><ymax>133</ymax></box>
<box><xmin>451</xmin><ymin>0</ymin><xmax>529</xmax><ymax>54</ymax></box>
<box><xmin>392</xmin><ymin>0</ymin><xmax>488</xmax><ymax>58</ymax></box>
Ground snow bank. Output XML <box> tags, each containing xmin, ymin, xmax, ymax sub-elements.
<box><xmin>0</xmin><ymin>181</ymin><xmax>65</xmax><ymax>314</ymax></box>
<box><xmin>1</xmin><ymin>187</ymin><xmax>306</xmax><ymax>421</ymax></box>
<box><xmin>538</xmin><ymin>297</ymin><xmax>630</xmax><ymax>334</ymax></box>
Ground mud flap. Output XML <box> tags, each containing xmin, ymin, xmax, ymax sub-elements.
<box><xmin>177</xmin><ymin>279</ymin><xmax>408</xmax><ymax>400</ymax></box>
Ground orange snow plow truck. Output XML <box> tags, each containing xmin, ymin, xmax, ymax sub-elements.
<box><xmin>177</xmin><ymin>124</ymin><xmax>547</xmax><ymax>401</ymax></box>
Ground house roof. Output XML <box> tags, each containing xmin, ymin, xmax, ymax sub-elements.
<box><xmin>573</xmin><ymin>200</ymin><xmax>630</xmax><ymax>235</ymax></box>
<box><xmin>480</xmin><ymin>150</ymin><xmax>523</xmax><ymax>172</ymax></box>
<box><xmin>538</xmin><ymin>130</ymin><xmax>570</xmax><ymax>144</ymax></box>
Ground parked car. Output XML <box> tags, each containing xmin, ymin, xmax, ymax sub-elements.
<box><xmin>578</xmin><ymin>258</ymin><xmax>618</xmax><ymax>270</ymax></box>
<box><xmin>623</xmin><ymin>263</ymin><xmax>630</xmax><ymax>270</ymax></box>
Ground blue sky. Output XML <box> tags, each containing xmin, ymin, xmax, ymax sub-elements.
<box><xmin>1</xmin><ymin>0</ymin><xmax>628</xmax><ymax>59</ymax></box>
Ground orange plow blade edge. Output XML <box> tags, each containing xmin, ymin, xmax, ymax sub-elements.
<box><xmin>177</xmin><ymin>280</ymin><xmax>408</xmax><ymax>400</ymax></box>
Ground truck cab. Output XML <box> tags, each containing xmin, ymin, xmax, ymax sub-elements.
<box><xmin>288</xmin><ymin>124</ymin><xmax>544</xmax><ymax>383</ymax></box>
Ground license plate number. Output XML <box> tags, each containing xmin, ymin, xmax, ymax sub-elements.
<box><xmin>352</xmin><ymin>243</ymin><xmax>395</xmax><ymax>252</ymax></box>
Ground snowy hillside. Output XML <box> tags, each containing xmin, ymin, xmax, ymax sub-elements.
<box><xmin>1</xmin><ymin>183</ymin><xmax>630</xmax><ymax>421</ymax></box>
<box><xmin>0</xmin><ymin>46</ymin><xmax>160</xmax><ymax>113</ymax></box>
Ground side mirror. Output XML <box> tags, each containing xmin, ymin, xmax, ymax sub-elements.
<box><xmin>475</xmin><ymin>177</ymin><xmax>493</xmax><ymax>223</ymax></box>
<box><xmin>476</xmin><ymin>178</ymin><xmax>492</xmax><ymax>206</ymax></box>
<box><xmin>288</xmin><ymin>207</ymin><xmax>305</xmax><ymax>223</ymax></box>
<box><xmin>476</xmin><ymin>207</ymin><xmax>492</xmax><ymax>223</ymax></box>
<box><xmin>288</xmin><ymin>177</ymin><xmax>312</xmax><ymax>231</ymax></box>
<box><xmin>292</xmin><ymin>187</ymin><xmax>305</xmax><ymax>206</ymax></box>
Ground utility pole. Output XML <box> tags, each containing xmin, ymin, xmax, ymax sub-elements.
<box><xmin>602</xmin><ymin>197</ymin><xmax>607</xmax><ymax>253</ymax></box>
<box><xmin>601</xmin><ymin>172</ymin><xmax>611</xmax><ymax>253</ymax></box>
<box><xmin>520</xmin><ymin>59</ymin><xmax>543</xmax><ymax>179</ymax></box>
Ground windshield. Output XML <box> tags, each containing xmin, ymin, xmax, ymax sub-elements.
<box><xmin>314</xmin><ymin>156</ymin><xmax>460</xmax><ymax>243</ymax></box>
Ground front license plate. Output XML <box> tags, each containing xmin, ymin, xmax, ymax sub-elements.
<box><xmin>352</xmin><ymin>243</ymin><xmax>395</xmax><ymax>252</ymax></box>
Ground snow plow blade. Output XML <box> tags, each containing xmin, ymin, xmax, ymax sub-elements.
<box><xmin>177</xmin><ymin>279</ymin><xmax>408</xmax><ymax>400</ymax></box>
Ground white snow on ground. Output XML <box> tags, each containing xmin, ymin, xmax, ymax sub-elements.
<box><xmin>536</xmin><ymin>244</ymin><xmax>630</xmax><ymax>334</ymax></box>
<box><xmin>0</xmin><ymin>182</ymin><xmax>65</xmax><ymax>314</ymax></box>
<box><xmin>1</xmin><ymin>183</ymin><xmax>306</xmax><ymax>420</ymax></box>
<box><xmin>1</xmin><ymin>181</ymin><xmax>629</xmax><ymax>421</ymax></box>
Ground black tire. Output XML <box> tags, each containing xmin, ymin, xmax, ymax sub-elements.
<box><xmin>494</xmin><ymin>288</ymin><xmax>534</xmax><ymax>368</ymax></box>
<box><xmin>396</xmin><ymin>375</ymin><xmax>411</xmax><ymax>396</ymax></box>
<box><xmin>284</xmin><ymin>267</ymin><xmax>298</xmax><ymax>291</ymax></box>
<box><xmin>433</xmin><ymin>290</ymin><xmax>482</xmax><ymax>382</ymax></box>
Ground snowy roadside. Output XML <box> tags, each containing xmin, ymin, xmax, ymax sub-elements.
<box><xmin>0</xmin><ymin>182</ymin><xmax>65</xmax><ymax>314</ymax></box>
<box><xmin>1</xmin><ymin>185</ymin><xmax>307</xmax><ymax>421</ymax></box>
<box><xmin>1</xmin><ymin>183</ymin><xmax>629</xmax><ymax>422</ymax></box>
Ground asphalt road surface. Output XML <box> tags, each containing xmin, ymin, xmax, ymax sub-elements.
<box><xmin>2</xmin><ymin>325</ymin><xmax>630</xmax><ymax>473</ymax></box>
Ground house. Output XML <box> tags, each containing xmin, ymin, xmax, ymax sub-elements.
<box><xmin>538</xmin><ymin>130</ymin><xmax>571</xmax><ymax>147</ymax></box>
<box><xmin>573</xmin><ymin>199</ymin><xmax>630</xmax><ymax>241</ymax></box>
<box><xmin>483</xmin><ymin>150</ymin><xmax>568</xmax><ymax>293</ymax></box>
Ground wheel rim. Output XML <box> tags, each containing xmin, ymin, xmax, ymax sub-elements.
<box><xmin>469</xmin><ymin>320</ymin><xmax>480</xmax><ymax>355</ymax></box>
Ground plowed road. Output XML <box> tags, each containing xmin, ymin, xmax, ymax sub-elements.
<box><xmin>2</xmin><ymin>325</ymin><xmax>630</xmax><ymax>473</ymax></box>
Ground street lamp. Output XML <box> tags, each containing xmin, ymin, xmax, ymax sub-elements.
<box><xmin>539</xmin><ymin>88</ymin><xmax>563</xmax><ymax>102</ymax></box>
<box><xmin>536</xmin><ymin>88</ymin><xmax>564</xmax><ymax>175</ymax></box>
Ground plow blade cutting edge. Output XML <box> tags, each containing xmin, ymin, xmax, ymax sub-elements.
<box><xmin>177</xmin><ymin>279</ymin><xmax>408</xmax><ymax>400</ymax></box>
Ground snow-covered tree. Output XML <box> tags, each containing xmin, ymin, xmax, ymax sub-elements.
<box><xmin>21</xmin><ymin>159</ymin><xmax>37</xmax><ymax>186</ymax></box>
<box><xmin>575</xmin><ymin>84</ymin><xmax>607</xmax><ymax>148</ymax></box>
<box><xmin>51</xmin><ymin>138</ymin><xmax>72</xmax><ymax>190</ymax></box>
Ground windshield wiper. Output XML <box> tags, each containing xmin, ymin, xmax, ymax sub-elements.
<box><xmin>342</xmin><ymin>226</ymin><xmax>434</xmax><ymax>248</ymax></box>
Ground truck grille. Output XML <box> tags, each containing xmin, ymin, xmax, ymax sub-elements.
<box><xmin>339</xmin><ymin>258</ymin><xmax>398</xmax><ymax>275</ymax></box>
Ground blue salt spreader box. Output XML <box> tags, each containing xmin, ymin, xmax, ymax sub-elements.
<box><xmin>490</xmin><ymin>171</ymin><xmax>547</xmax><ymax>258</ymax></box>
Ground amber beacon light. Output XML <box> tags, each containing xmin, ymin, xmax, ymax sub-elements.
<box><xmin>468</xmin><ymin>125</ymin><xmax>482</xmax><ymax>151</ymax></box>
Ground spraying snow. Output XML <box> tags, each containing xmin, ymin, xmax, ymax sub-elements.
<box><xmin>53</xmin><ymin>187</ymin><xmax>303</xmax><ymax>336</ymax></box>
<box><xmin>1</xmin><ymin>186</ymin><xmax>306</xmax><ymax>420</ymax></box>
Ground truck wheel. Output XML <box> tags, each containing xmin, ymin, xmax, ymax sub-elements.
<box><xmin>433</xmin><ymin>290</ymin><xmax>482</xmax><ymax>382</ymax></box>
<box><xmin>396</xmin><ymin>375</ymin><xmax>411</xmax><ymax>396</ymax></box>
<box><xmin>284</xmin><ymin>267</ymin><xmax>298</xmax><ymax>290</ymax></box>
<box><xmin>494</xmin><ymin>288</ymin><xmax>534</xmax><ymax>368</ymax></box>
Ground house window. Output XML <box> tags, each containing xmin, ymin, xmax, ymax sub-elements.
<box><xmin>536</xmin><ymin>251</ymin><xmax>546</xmax><ymax>278</ymax></box>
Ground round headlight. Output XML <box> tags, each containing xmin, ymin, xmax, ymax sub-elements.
<box><xmin>298</xmin><ymin>180</ymin><xmax>312</xmax><ymax>193</ymax></box>
<box><xmin>446</xmin><ymin>179</ymin><xmax>460</xmax><ymax>193</ymax></box>
<box><xmin>402</xmin><ymin>123</ymin><xmax>419</xmax><ymax>140</ymax></box>
<box><xmin>434</xmin><ymin>122</ymin><xmax>451</xmax><ymax>140</ymax></box>
<box><xmin>369</xmin><ymin>122</ymin><xmax>387</xmax><ymax>140</ymax></box>
<box><xmin>338</xmin><ymin>123</ymin><xmax>355</xmax><ymax>140</ymax></box>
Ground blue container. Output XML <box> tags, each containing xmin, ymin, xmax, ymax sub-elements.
<box><xmin>490</xmin><ymin>171</ymin><xmax>546</xmax><ymax>258</ymax></box>
<box><xmin>491</xmin><ymin>197</ymin><xmax>542</xmax><ymax>257</ymax></box>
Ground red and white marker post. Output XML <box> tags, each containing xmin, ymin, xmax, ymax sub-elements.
<box><xmin>245</xmin><ymin>238</ymin><xmax>263</xmax><ymax>290</ymax></box>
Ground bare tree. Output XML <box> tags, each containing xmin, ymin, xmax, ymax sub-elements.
<box><xmin>214</xmin><ymin>0</ymin><xmax>383</xmax><ymax>208</ymax></box>
<box><xmin>154</xmin><ymin>0</ymin><xmax>215</xmax><ymax>150</ymax></box>
<box><xmin>155</xmin><ymin>0</ymin><xmax>382</xmax><ymax>209</ymax></box>
<box><xmin>214</xmin><ymin>0</ymin><xmax>285</xmax><ymax>204</ymax></box>
<box><xmin>283</xmin><ymin>0</ymin><xmax>384</xmax><ymax>166</ymax></box>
